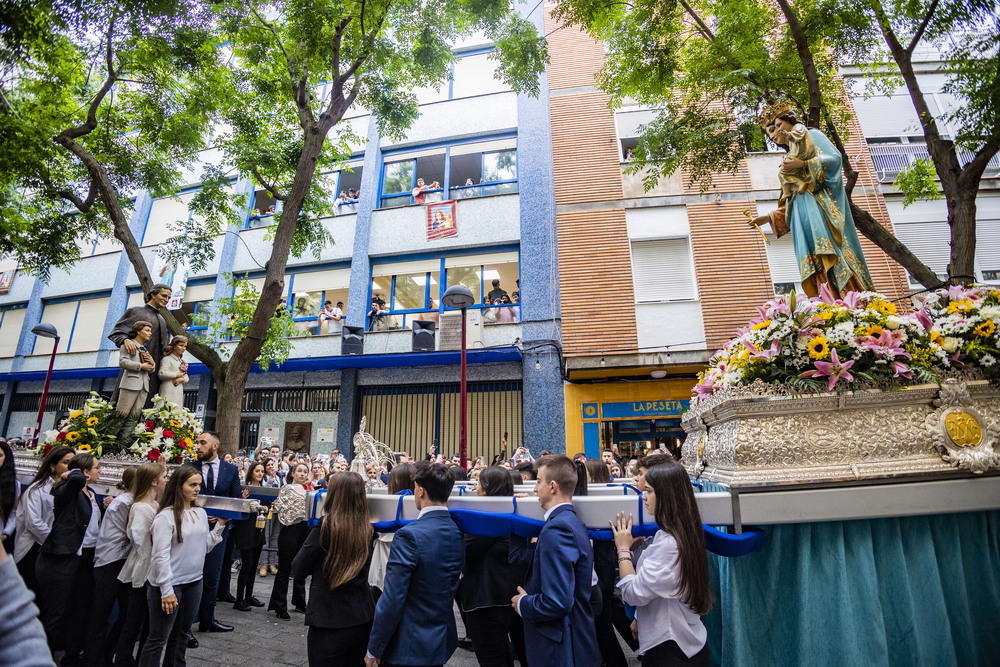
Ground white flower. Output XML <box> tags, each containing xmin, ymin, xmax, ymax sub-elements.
<box><xmin>133</xmin><ymin>423</ymin><xmax>147</xmax><ymax>435</ymax></box>
<box><xmin>885</xmin><ymin>316</ymin><xmax>903</xmax><ymax>330</ymax></box>
<box><xmin>43</xmin><ymin>429</ymin><xmax>60</xmax><ymax>443</ymax></box>
<box><xmin>981</xmin><ymin>354</ymin><xmax>997</xmax><ymax>367</ymax></box>
<box><xmin>942</xmin><ymin>337</ymin><xmax>960</xmax><ymax>353</ymax></box>
<box><xmin>980</xmin><ymin>306</ymin><xmax>1000</xmax><ymax>321</ymax></box>
<box><xmin>163</xmin><ymin>438</ymin><xmax>175</xmax><ymax>449</ymax></box>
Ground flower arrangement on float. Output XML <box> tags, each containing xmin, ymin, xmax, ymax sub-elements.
<box><xmin>691</xmin><ymin>284</ymin><xmax>1000</xmax><ymax>402</ymax></box>
<box><xmin>36</xmin><ymin>392</ymin><xmax>200</xmax><ymax>464</ymax></box>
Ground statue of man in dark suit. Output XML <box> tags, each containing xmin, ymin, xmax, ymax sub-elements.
<box><xmin>108</xmin><ymin>283</ymin><xmax>172</xmax><ymax>406</ymax></box>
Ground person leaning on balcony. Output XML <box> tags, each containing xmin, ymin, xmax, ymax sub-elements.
<box><xmin>411</xmin><ymin>178</ymin><xmax>439</xmax><ymax>205</ymax></box>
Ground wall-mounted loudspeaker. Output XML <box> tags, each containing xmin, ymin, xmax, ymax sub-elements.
<box><xmin>341</xmin><ymin>326</ymin><xmax>365</xmax><ymax>356</ymax></box>
<box><xmin>411</xmin><ymin>320</ymin><xmax>436</xmax><ymax>352</ymax></box>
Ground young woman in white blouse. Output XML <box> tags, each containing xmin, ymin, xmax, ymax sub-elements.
<box><xmin>116</xmin><ymin>462</ymin><xmax>168</xmax><ymax>667</ymax></box>
<box><xmin>139</xmin><ymin>466</ymin><xmax>226</xmax><ymax>667</ymax></box>
<box><xmin>13</xmin><ymin>445</ymin><xmax>74</xmax><ymax>594</ymax></box>
<box><xmin>610</xmin><ymin>461</ymin><xmax>713</xmax><ymax>666</ymax></box>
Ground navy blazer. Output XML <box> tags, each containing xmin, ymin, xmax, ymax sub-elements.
<box><xmin>367</xmin><ymin>509</ymin><xmax>465</xmax><ymax>665</ymax></box>
<box><xmin>518</xmin><ymin>504</ymin><xmax>601</xmax><ymax>667</ymax></box>
<box><xmin>189</xmin><ymin>458</ymin><xmax>241</xmax><ymax>537</ymax></box>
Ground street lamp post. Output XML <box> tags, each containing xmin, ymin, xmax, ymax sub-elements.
<box><xmin>30</xmin><ymin>323</ymin><xmax>60</xmax><ymax>446</ymax></box>
<box><xmin>441</xmin><ymin>285</ymin><xmax>475</xmax><ymax>470</ymax></box>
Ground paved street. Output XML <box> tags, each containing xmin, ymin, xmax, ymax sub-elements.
<box><xmin>187</xmin><ymin>563</ymin><xmax>641</xmax><ymax>667</ymax></box>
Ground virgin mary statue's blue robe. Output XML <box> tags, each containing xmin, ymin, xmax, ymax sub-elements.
<box><xmin>772</xmin><ymin>128</ymin><xmax>875</xmax><ymax>297</ymax></box>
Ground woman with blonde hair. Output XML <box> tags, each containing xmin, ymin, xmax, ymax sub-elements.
<box><xmin>292</xmin><ymin>472</ymin><xmax>376</xmax><ymax>666</ymax></box>
<box><xmin>116</xmin><ymin>462</ymin><xmax>168</xmax><ymax>667</ymax></box>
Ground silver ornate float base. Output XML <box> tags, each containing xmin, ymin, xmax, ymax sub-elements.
<box><xmin>681</xmin><ymin>376</ymin><xmax>1000</xmax><ymax>489</ymax></box>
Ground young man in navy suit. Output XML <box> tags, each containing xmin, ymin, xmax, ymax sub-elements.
<box><xmin>511</xmin><ymin>455</ymin><xmax>601</xmax><ymax>667</ymax></box>
<box><xmin>190</xmin><ymin>431</ymin><xmax>245</xmax><ymax>640</ymax></box>
<box><xmin>365</xmin><ymin>461</ymin><xmax>464</xmax><ymax>667</ymax></box>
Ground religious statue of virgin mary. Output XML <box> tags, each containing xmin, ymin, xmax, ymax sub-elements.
<box><xmin>748</xmin><ymin>102</ymin><xmax>875</xmax><ymax>299</ymax></box>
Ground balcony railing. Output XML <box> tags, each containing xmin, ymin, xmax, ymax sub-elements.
<box><xmin>868</xmin><ymin>143</ymin><xmax>1000</xmax><ymax>182</ymax></box>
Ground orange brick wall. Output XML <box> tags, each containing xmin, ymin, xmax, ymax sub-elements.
<box><xmin>687</xmin><ymin>201</ymin><xmax>777</xmax><ymax>349</ymax></box>
<box><xmin>547</xmin><ymin>12</ymin><xmax>638</xmax><ymax>356</ymax></box>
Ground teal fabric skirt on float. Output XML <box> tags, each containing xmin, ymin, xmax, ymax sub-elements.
<box><xmin>702</xmin><ymin>510</ymin><xmax>1000</xmax><ymax>666</ymax></box>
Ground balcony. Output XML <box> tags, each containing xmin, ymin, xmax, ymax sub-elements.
<box><xmin>869</xmin><ymin>143</ymin><xmax>1000</xmax><ymax>182</ymax></box>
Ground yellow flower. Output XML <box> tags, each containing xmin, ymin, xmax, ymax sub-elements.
<box><xmin>738</xmin><ymin>348</ymin><xmax>750</xmax><ymax>361</ymax></box>
<box><xmin>752</xmin><ymin>319</ymin><xmax>772</xmax><ymax>331</ymax></box>
<box><xmin>77</xmin><ymin>444</ymin><xmax>92</xmax><ymax>452</ymax></box>
<box><xmin>929</xmin><ymin>331</ymin><xmax>944</xmax><ymax>346</ymax></box>
<box><xmin>873</xmin><ymin>300</ymin><xmax>897</xmax><ymax>316</ymax></box>
<box><xmin>70</xmin><ymin>410</ymin><xmax>84</xmax><ymax>419</ymax></box>
<box><xmin>86</xmin><ymin>416</ymin><xmax>99</xmax><ymax>426</ymax></box>
<box><xmin>170</xmin><ymin>420</ymin><xmax>182</xmax><ymax>428</ymax></box>
<box><xmin>973</xmin><ymin>320</ymin><xmax>996</xmax><ymax>338</ymax></box>
<box><xmin>807</xmin><ymin>336</ymin><xmax>830</xmax><ymax>360</ymax></box>
<box><xmin>66</xmin><ymin>431</ymin><xmax>81</xmax><ymax>442</ymax></box>
<box><xmin>857</xmin><ymin>325</ymin><xmax>884</xmax><ymax>338</ymax></box>
<box><xmin>816</xmin><ymin>311</ymin><xmax>834</xmax><ymax>321</ymax></box>
<box><xmin>184</xmin><ymin>437</ymin><xmax>193</xmax><ymax>449</ymax></box>
<box><xmin>947</xmin><ymin>299</ymin><xmax>974</xmax><ymax>314</ymax></box>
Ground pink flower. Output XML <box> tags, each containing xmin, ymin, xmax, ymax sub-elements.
<box><xmin>890</xmin><ymin>361</ymin><xmax>913</xmax><ymax>379</ymax></box>
<box><xmin>745</xmin><ymin>340</ymin><xmax>782</xmax><ymax>362</ymax></box>
<box><xmin>693</xmin><ymin>382</ymin><xmax>716</xmax><ymax>398</ymax></box>
<box><xmin>800</xmin><ymin>348</ymin><xmax>855</xmax><ymax>391</ymax></box>
<box><xmin>915</xmin><ymin>309</ymin><xmax>933</xmax><ymax>332</ymax></box>
<box><xmin>862</xmin><ymin>331</ymin><xmax>910</xmax><ymax>360</ymax></box>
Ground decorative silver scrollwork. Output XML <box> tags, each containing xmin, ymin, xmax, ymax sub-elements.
<box><xmin>924</xmin><ymin>379</ymin><xmax>1000</xmax><ymax>474</ymax></box>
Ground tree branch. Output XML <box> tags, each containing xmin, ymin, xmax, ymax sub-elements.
<box><xmin>906</xmin><ymin>0</ymin><xmax>939</xmax><ymax>55</ymax></box>
<box><xmin>958</xmin><ymin>137</ymin><xmax>1000</xmax><ymax>186</ymax></box>
<box><xmin>775</xmin><ymin>0</ymin><xmax>821</xmax><ymax>127</ymax></box>
<box><xmin>677</xmin><ymin>0</ymin><xmax>715</xmax><ymax>41</ymax></box>
<box><xmin>250</xmin><ymin>167</ymin><xmax>285</xmax><ymax>201</ymax></box>
<box><xmin>55</xmin><ymin>180</ymin><xmax>99</xmax><ymax>212</ymax></box>
<box><xmin>60</xmin><ymin>22</ymin><xmax>118</xmax><ymax>141</ymax></box>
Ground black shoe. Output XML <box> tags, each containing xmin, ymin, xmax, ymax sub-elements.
<box><xmin>293</xmin><ymin>605</ymin><xmax>306</xmax><ymax>614</ymax></box>
<box><xmin>216</xmin><ymin>593</ymin><xmax>237</xmax><ymax>603</ymax></box>
<box><xmin>186</xmin><ymin>633</ymin><xmax>199</xmax><ymax>649</ymax></box>
<box><xmin>247</xmin><ymin>596</ymin><xmax>264</xmax><ymax>607</ymax></box>
<box><xmin>198</xmin><ymin>620</ymin><xmax>234</xmax><ymax>633</ymax></box>
<box><xmin>457</xmin><ymin>638</ymin><xmax>475</xmax><ymax>651</ymax></box>
<box><xmin>275</xmin><ymin>610</ymin><xmax>291</xmax><ymax>620</ymax></box>
<box><xmin>233</xmin><ymin>600</ymin><xmax>252</xmax><ymax>612</ymax></box>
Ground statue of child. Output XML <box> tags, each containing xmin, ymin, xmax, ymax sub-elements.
<box><xmin>773</xmin><ymin>110</ymin><xmax>817</xmax><ymax>198</ymax></box>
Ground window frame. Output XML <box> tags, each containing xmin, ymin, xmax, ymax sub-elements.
<box><xmin>32</xmin><ymin>293</ymin><xmax>113</xmax><ymax>355</ymax></box>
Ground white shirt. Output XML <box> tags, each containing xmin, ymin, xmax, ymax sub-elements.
<box><xmin>329</xmin><ymin>307</ymin><xmax>344</xmax><ymax>334</ymax></box>
<box><xmin>543</xmin><ymin>501</ymin><xmax>573</xmax><ymax>522</ymax></box>
<box><xmin>118</xmin><ymin>501</ymin><xmax>159</xmax><ymax>587</ymax></box>
<box><xmin>94</xmin><ymin>492</ymin><xmax>134</xmax><ymax>567</ymax></box>
<box><xmin>203</xmin><ymin>457</ymin><xmax>221</xmax><ymax>493</ymax></box>
<box><xmin>148</xmin><ymin>507</ymin><xmax>224</xmax><ymax>598</ymax></box>
<box><xmin>80</xmin><ymin>493</ymin><xmax>101</xmax><ymax>552</ymax></box>
<box><xmin>616</xmin><ymin>530</ymin><xmax>707</xmax><ymax>657</ymax></box>
<box><xmin>14</xmin><ymin>478</ymin><xmax>54</xmax><ymax>562</ymax></box>
<box><xmin>417</xmin><ymin>505</ymin><xmax>449</xmax><ymax>519</ymax></box>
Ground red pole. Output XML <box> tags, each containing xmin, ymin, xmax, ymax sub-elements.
<box><xmin>459</xmin><ymin>306</ymin><xmax>468</xmax><ymax>470</ymax></box>
<box><xmin>33</xmin><ymin>336</ymin><xmax>60</xmax><ymax>445</ymax></box>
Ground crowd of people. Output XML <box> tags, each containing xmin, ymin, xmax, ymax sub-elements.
<box><xmin>1</xmin><ymin>432</ymin><xmax>711</xmax><ymax>667</ymax></box>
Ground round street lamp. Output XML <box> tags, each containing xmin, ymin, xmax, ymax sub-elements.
<box><xmin>30</xmin><ymin>323</ymin><xmax>60</xmax><ymax>445</ymax></box>
<box><xmin>441</xmin><ymin>285</ymin><xmax>475</xmax><ymax>470</ymax></box>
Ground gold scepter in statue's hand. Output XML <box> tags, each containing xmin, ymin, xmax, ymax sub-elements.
<box><xmin>743</xmin><ymin>208</ymin><xmax>770</xmax><ymax>245</ymax></box>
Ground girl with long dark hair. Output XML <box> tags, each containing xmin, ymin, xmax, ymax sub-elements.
<box><xmin>36</xmin><ymin>452</ymin><xmax>103</xmax><ymax>663</ymax></box>
<box><xmin>0</xmin><ymin>439</ymin><xmax>20</xmax><ymax>554</ymax></box>
<box><xmin>368</xmin><ymin>463</ymin><xmax>414</xmax><ymax>595</ymax></box>
<box><xmin>610</xmin><ymin>461</ymin><xmax>712</xmax><ymax>666</ymax></box>
<box><xmin>292</xmin><ymin>472</ymin><xmax>376</xmax><ymax>666</ymax></box>
<box><xmin>232</xmin><ymin>460</ymin><xmax>268</xmax><ymax>611</ymax></box>
<box><xmin>140</xmin><ymin>466</ymin><xmax>227</xmax><ymax>667</ymax></box>
<box><xmin>13</xmin><ymin>444</ymin><xmax>74</xmax><ymax>593</ymax></box>
<box><xmin>116</xmin><ymin>462</ymin><xmax>168</xmax><ymax>667</ymax></box>
<box><xmin>459</xmin><ymin>466</ymin><xmax>521</xmax><ymax>667</ymax></box>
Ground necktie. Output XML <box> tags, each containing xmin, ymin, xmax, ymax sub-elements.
<box><xmin>207</xmin><ymin>462</ymin><xmax>215</xmax><ymax>494</ymax></box>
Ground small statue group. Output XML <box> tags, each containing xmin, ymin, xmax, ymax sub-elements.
<box><xmin>109</xmin><ymin>283</ymin><xmax>189</xmax><ymax>417</ymax></box>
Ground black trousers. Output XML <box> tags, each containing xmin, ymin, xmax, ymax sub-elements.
<box><xmin>236</xmin><ymin>545</ymin><xmax>264</xmax><ymax>602</ymax></box>
<box><xmin>306</xmin><ymin>622</ymin><xmax>372</xmax><ymax>667</ymax></box>
<box><xmin>218</xmin><ymin>531</ymin><xmax>236</xmax><ymax>598</ymax></box>
<box><xmin>267</xmin><ymin>521</ymin><xmax>308</xmax><ymax>613</ymax></box>
<box><xmin>16</xmin><ymin>541</ymin><xmax>42</xmax><ymax>596</ymax></box>
<box><xmin>508</xmin><ymin>613</ymin><xmax>527</xmax><ymax>666</ymax></box>
<box><xmin>595</xmin><ymin>586</ymin><xmax>632</xmax><ymax>667</ymax></box>
<box><xmin>84</xmin><ymin>558</ymin><xmax>129</xmax><ymax>667</ymax></box>
<box><xmin>465</xmin><ymin>606</ymin><xmax>515</xmax><ymax>667</ymax></box>
<box><xmin>114</xmin><ymin>584</ymin><xmax>150</xmax><ymax>667</ymax></box>
<box><xmin>37</xmin><ymin>548</ymin><xmax>95</xmax><ymax>660</ymax></box>
<box><xmin>643</xmin><ymin>640</ymin><xmax>709</xmax><ymax>667</ymax></box>
<box><xmin>196</xmin><ymin>531</ymin><xmax>227</xmax><ymax>628</ymax></box>
<box><xmin>139</xmin><ymin>580</ymin><xmax>201</xmax><ymax>667</ymax></box>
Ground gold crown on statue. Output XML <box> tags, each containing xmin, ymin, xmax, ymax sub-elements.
<box><xmin>756</xmin><ymin>101</ymin><xmax>792</xmax><ymax>128</ymax></box>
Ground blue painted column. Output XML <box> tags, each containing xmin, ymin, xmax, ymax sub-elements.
<box><xmin>12</xmin><ymin>278</ymin><xmax>46</xmax><ymax>372</ymax></box>
<box><xmin>337</xmin><ymin>116</ymin><xmax>383</xmax><ymax>455</ymax></box>
<box><xmin>515</xmin><ymin>0</ymin><xmax>566</xmax><ymax>455</ymax></box>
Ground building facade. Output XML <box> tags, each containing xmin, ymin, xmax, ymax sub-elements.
<box><xmin>1</xmin><ymin>11</ymin><xmax>996</xmax><ymax>461</ymax></box>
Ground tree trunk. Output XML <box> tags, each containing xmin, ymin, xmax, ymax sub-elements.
<box><xmin>947</xmin><ymin>190</ymin><xmax>978</xmax><ymax>284</ymax></box>
<box><xmin>213</xmin><ymin>373</ymin><xmax>246</xmax><ymax>457</ymax></box>
<box><xmin>849</xmin><ymin>200</ymin><xmax>940</xmax><ymax>289</ymax></box>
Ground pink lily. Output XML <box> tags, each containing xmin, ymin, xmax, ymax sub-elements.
<box><xmin>800</xmin><ymin>348</ymin><xmax>855</xmax><ymax>391</ymax></box>
<box><xmin>818</xmin><ymin>283</ymin><xmax>837</xmax><ymax>305</ymax></box>
<box><xmin>840</xmin><ymin>291</ymin><xmax>861</xmax><ymax>310</ymax></box>
<box><xmin>693</xmin><ymin>382</ymin><xmax>716</xmax><ymax>398</ymax></box>
<box><xmin>915</xmin><ymin>309</ymin><xmax>933</xmax><ymax>332</ymax></box>
<box><xmin>744</xmin><ymin>340</ymin><xmax>782</xmax><ymax>361</ymax></box>
<box><xmin>889</xmin><ymin>361</ymin><xmax>913</xmax><ymax>379</ymax></box>
<box><xmin>862</xmin><ymin>331</ymin><xmax>910</xmax><ymax>360</ymax></box>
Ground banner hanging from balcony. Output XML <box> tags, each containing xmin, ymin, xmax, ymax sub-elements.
<box><xmin>426</xmin><ymin>200</ymin><xmax>458</xmax><ymax>241</ymax></box>
<box><xmin>0</xmin><ymin>268</ymin><xmax>15</xmax><ymax>295</ymax></box>
<box><xmin>151</xmin><ymin>256</ymin><xmax>190</xmax><ymax>309</ymax></box>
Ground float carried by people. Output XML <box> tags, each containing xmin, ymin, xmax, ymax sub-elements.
<box><xmin>680</xmin><ymin>284</ymin><xmax>1000</xmax><ymax>665</ymax></box>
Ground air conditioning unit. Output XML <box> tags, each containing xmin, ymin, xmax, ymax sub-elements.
<box><xmin>438</xmin><ymin>310</ymin><xmax>484</xmax><ymax>351</ymax></box>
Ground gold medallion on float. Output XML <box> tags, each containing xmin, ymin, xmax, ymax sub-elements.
<box><xmin>944</xmin><ymin>410</ymin><xmax>983</xmax><ymax>448</ymax></box>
